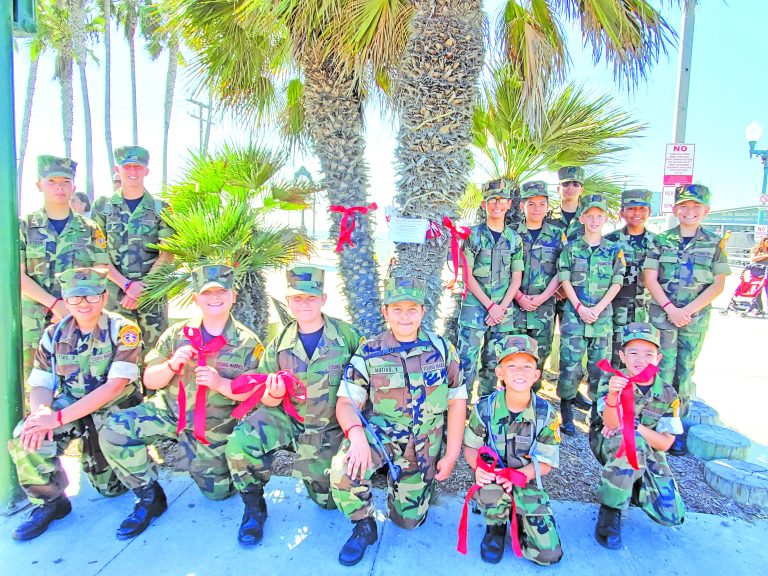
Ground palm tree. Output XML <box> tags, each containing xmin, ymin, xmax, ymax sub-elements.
<box><xmin>139</xmin><ymin>143</ymin><xmax>318</xmax><ymax>339</ymax></box>
<box><xmin>102</xmin><ymin>0</ymin><xmax>115</xmax><ymax>169</ymax></box>
<box><xmin>49</xmin><ymin>0</ymin><xmax>74</xmax><ymax>157</ymax></box>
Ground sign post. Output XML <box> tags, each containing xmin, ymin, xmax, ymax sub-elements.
<box><xmin>662</xmin><ymin>143</ymin><xmax>696</xmax><ymax>214</ymax></box>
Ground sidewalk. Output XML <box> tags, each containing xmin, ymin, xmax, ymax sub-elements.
<box><xmin>2</xmin><ymin>465</ymin><xmax>766</xmax><ymax>576</ymax></box>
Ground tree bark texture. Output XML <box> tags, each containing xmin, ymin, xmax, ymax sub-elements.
<box><xmin>17</xmin><ymin>57</ymin><xmax>38</xmax><ymax>199</ymax></box>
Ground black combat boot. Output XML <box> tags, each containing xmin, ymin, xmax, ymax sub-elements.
<box><xmin>479</xmin><ymin>523</ymin><xmax>507</xmax><ymax>564</ymax></box>
<box><xmin>116</xmin><ymin>481</ymin><xmax>167</xmax><ymax>539</ymax></box>
<box><xmin>669</xmin><ymin>435</ymin><xmax>687</xmax><ymax>456</ymax></box>
<box><xmin>338</xmin><ymin>517</ymin><xmax>378</xmax><ymax>566</ymax></box>
<box><xmin>12</xmin><ymin>495</ymin><xmax>72</xmax><ymax>541</ymax></box>
<box><xmin>573</xmin><ymin>391</ymin><xmax>593</xmax><ymax>410</ymax></box>
<box><xmin>595</xmin><ymin>504</ymin><xmax>622</xmax><ymax>549</ymax></box>
<box><xmin>238</xmin><ymin>488</ymin><xmax>268</xmax><ymax>546</ymax></box>
<box><xmin>560</xmin><ymin>399</ymin><xmax>575</xmax><ymax>436</ymax></box>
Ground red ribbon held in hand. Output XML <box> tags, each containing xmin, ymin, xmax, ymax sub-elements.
<box><xmin>443</xmin><ymin>216</ymin><xmax>472</xmax><ymax>298</ymax></box>
<box><xmin>457</xmin><ymin>446</ymin><xmax>527</xmax><ymax>558</ymax></box>
<box><xmin>176</xmin><ymin>326</ymin><xmax>227</xmax><ymax>445</ymax></box>
<box><xmin>329</xmin><ymin>203</ymin><xmax>378</xmax><ymax>252</ymax></box>
<box><xmin>230</xmin><ymin>370</ymin><xmax>307</xmax><ymax>421</ymax></box>
<box><xmin>596</xmin><ymin>359</ymin><xmax>660</xmax><ymax>471</ymax></box>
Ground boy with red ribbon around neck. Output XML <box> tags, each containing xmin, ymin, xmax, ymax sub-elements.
<box><xmin>590</xmin><ymin>322</ymin><xmax>685</xmax><ymax>550</ymax></box>
<box><xmin>460</xmin><ymin>334</ymin><xmax>562</xmax><ymax>566</ymax></box>
<box><xmin>225</xmin><ymin>265</ymin><xmax>362</xmax><ymax>546</ymax></box>
<box><xmin>100</xmin><ymin>264</ymin><xmax>264</xmax><ymax>540</ymax></box>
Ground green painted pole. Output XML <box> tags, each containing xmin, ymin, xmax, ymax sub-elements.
<box><xmin>1</xmin><ymin>0</ymin><xmax>24</xmax><ymax>507</ymax></box>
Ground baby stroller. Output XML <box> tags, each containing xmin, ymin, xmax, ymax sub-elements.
<box><xmin>721</xmin><ymin>264</ymin><xmax>767</xmax><ymax>317</ymax></box>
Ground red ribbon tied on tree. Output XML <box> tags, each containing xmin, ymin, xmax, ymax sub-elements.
<box><xmin>596</xmin><ymin>359</ymin><xmax>660</xmax><ymax>471</ymax></box>
<box><xmin>457</xmin><ymin>446</ymin><xmax>528</xmax><ymax>557</ymax></box>
<box><xmin>230</xmin><ymin>370</ymin><xmax>307</xmax><ymax>421</ymax></box>
<box><xmin>443</xmin><ymin>216</ymin><xmax>472</xmax><ymax>298</ymax></box>
<box><xmin>426</xmin><ymin>220</ymin><xmax>442</xmax><ymax>239</ymax></box>
<box><xmin>176</xmin><ymin>326</ymin><xmax>227</xmax><ymax>445</ymax></box>
<box><xmin>329</xmin><ymin>203</ymin><xmax>378</xmax><ymax>252</ymax></box>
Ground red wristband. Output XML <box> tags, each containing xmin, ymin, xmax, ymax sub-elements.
<box><xmin>576</xmin><ymin>302</ymin><xmax>582</xmax><ymax>312</ymax></box>
<box><xmin>344</xmin><ymin>424</ymin><xmax>363</xmax><ymax>439</ymax></box>
<box><xmin>56</xmin><ymin>410</ymin><xmax>64</xmax><ymax>427</ymax></box>
<box><xmin>662</xmin><ymin>301</ymin><xmax>673</xmax><ymax>310</ymax></box>
<box><xmin>166</xmin><ymin>360</ymin><xmax>180</xmax><ymax>374</ymax></box>
<box><xmin>604</xmin><ymin>400</ymin><xmax>618</xmax><ymax>408</ymax></box>
<box><xmin>47</xmin><ymin>298</ymin><xmax>60</xmax><ymax>313</ymax></box>
<box><xmin>487</xmin><ymin>302</ymin><xmax>496</xmax><ymax>311</ymax></box>
<box><xmin>124</xmin><ymin>280</ymin><xmax>134</xmax><ymax>292</ymax></box>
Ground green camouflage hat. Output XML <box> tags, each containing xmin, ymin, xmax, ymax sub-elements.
<box><xmin>675</xmin><ymin>184</ymin><xmax>710</xmax><ymax>206</ymax></box>
<box><xmin>622</xmin><ymin>322</ymin><xmax>660</xmax><ymax>347</ymax></box>
<box><xmin>621</xmin><ymin>188</ymin><xmax>652</xmax><ymax>208</ymax></box>
<box><xmin>286</xmin><ymin>265</ymin><xmax>325</xmax><ymax>297</ymax></box>
<box><xmin>191</xmin><ymin>264</ymin><xmax>234</xmax><ymax>294</ymax></box>
<box><xmin>557</xmin><ymin>166</ymin><xmax>585</xmax><ymax>184</ymax></box>
<box><xmin>114</xmin><ymin>145</ymin><xmax>150</xmax><ymax>167</ymax></box>
<box><xmin>482</xmin><ymin>178</ymin><xmax>512</xmax><ymax>200</ymax></box>
<box><xmin>37</xmin><ymin>155</ymin><xmax>77</xmax><ymax>179</ymax></box>
<box><xmin>57</xmin><ymin>267</ymin><xmax>108</xmax><ymax>298</ymax></box>
<box><xmin>495</xmin><ymin>334</ymin><xmax>540</xmax><ymax>362</ymax></box>
<box><xmin>520</xmin><ymin>180</ymin><xmax>549</xmax><ymax>199</ymax></box>
<box><xmin>579</xmin><ymin>192</ymin><xmax>608</xmax><ymax>213</ymax></box>
<box><xmin>383</xmin><ymin>277</ymin><xmax>426</xmax><ymax>305</ymax></box>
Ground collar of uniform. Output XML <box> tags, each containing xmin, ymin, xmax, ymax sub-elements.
<box><xmin>477</xmin><ymin>222</ymin><xmax>516</xmax><ymax>243</ymax></box>
<box><xmin>666</xmin><ymin>225</ymin><xmax>706</xmax><ymax>245</ymax></box>
<box><xmin>56</xmin><ymin>312</ymin><xmax>110</xmax><ymax>345</ymax></box>
<box><xmin>491</xmin><ymin>389</ymin><xmax>537</xmax><ymax>423</ymax></box>
<box><xmin>633</xmin><ymin>373</ymin><xmax>664</xmax><ymax>399</ymax></box>
<box><xmin>278</xmin><ymin>313</ymin><xmax>338</xmax><ymax>353</ymax></box>
<box><xmin>186</xmin><ymin>314</ymin><xmax>236</xmax><ymax>345</ymax></box>
<box><xmin>574</xmin><ymin>235</ymin><xmax>611</xmax><ymax>253</ymax></box>
<box><xmin>517</xmin><ymin>220</ymin><xmax>559</xmax><ymax>238</ymax></box>
<box><xmin>29</xmin><ymin>208</ymin><xmax>83</xmax><ymax>230</ymax></box>
<box><xmin>382</xmin><ymin>328</ymin><xmax>433</xmax><ymax>355</ymax></box>
<box><xmin>111</xmin><ymin>190</ymin><xmax>154</xmax><ymax>210</ymax></box>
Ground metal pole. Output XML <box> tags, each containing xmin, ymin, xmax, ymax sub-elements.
<box><xmin>0</xmin><ymin>0</ymin><xmax>24</xmax><ymax>507</ymax></box>
<box><xmin>673</xmin><ymin>0</ymin><xmax>696</xmax><ymax>143</ymax></box>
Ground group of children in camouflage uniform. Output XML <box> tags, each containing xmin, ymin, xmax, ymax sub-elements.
<box><xmin>10</xmin><ymin>156</ymin><xmax>730</xmax><ymax>567</ymax></box>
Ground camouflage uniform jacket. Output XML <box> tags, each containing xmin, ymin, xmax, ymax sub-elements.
<box><xmin>643</xmin><ymin>225</ymin><xmax>731</xmax><ymax>331</ymax></box>
<box><xmin>515</xmin><ymin>221</ymin><xmax>567</xmax><ymax>330</ymax></box>
<box><xmin>258</xmin><ymin>314</ymin><xmax>362</xmax><ymax>433</ymax></box>
<box><xmin>28</xmin><ymin>311</ymin><xmax>141</xmax><ymax>413</ymax></box>
<box><xmin>338</xmin><ymin>329</ymin><xmax>467</xmax><ymax>442</ymax></box>
<box><xmin>546</xmin><ymin>206</ymin><xmax>582</xmax><ymax>241</ymax></box>
<box><xmin>558</xmin><ymin>237</ymin><xmax>626</xmax><ymax>337</ymax></box>
<box><xmin>459</xmin><ymin>222</ymin><xmax>524</xmax><ymax>329</ymax></box>
<box><xmin>464</xmin><ymin>391</ymin><xmax>560</xmax><ymax>514</ymax></box>
<box><xmin>595</xmin><ymin>375</ymin><xmax>683</xmax><ymax>436</ymax></box>
<box><xmin>92</xmin><ymin>191</ymin><xmax>174</xmax><ymax>279</ymax></box>
<box><xmin>604</xmin><ymin>226</ymin><xmax>657</xmax><ymax>307</ymax></box>
<box><xmin>146</xmin><ymin>316</ymin><xmax>263</xmax><ymax>420</ymax></box>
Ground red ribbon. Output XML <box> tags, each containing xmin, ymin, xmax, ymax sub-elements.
<box><xmin>426</xmin><ymin>220</ymin><xmax>442</xmax><ymax>239</ymax></box>
<box><xmin>443</xmin><ymin>216</ymin><xmax>471</xmax><ymax>298</ymax></box>
<box><xmin>596</xmin><ymin>360</ymin><xmax>660</xmax><ymax>471</ymax></box>
<box><xmin>175</xmin><ymin>326</ymin><xmax>227</xmax><ymax>445</ymax></box>
<box><xmin>329</xmin><ymin>203</ymin><xmax>378</xmax><ymax>252</ymax></box>
<box><xmin>229</xmin><ymin>370</ymin><xmax>307</xmax><ymax>421</ymax></box>
<box><xmin>457</xmin><ymin>446</ymin><xmax>527</xmax><ymax>557</ymax></box>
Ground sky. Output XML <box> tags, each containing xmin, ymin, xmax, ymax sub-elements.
<box><xmin>11</xmin><ymin>0</ymin><xmax>768</xmax><ymax>230</ymax></box>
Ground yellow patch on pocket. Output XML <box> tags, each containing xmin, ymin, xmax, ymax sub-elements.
<box><xmin>719</xmin><ymin>231</ymin><xmax>731</xmax><ymax>257</ymax></box>
<box><xmin>118</xmin><ymin>324</ymin><xmax>141</xmax><ymax>348</ymax></box>
<box><xmin>93</xmin><ymin>229</ymin><xmax>107</xmax><ymax>249</ymax></box>
<box><xmin>551</xmin><ymin>414</ymin><xmax>562</xmax><ymax>443</ymax></box>
<box><xmin>670</xmin><ymin>398</ymin><xmax>680</xmax><ymax>418</ymax></box>
<box><xmin>252</xmin><ymin>342</ymin><xmax>265</xmax><ymax>361</ymax></box>
<box><xmin>618</xmin><ymin>249</ymin><xmax>626</xmax><ymax>267</ymax></box>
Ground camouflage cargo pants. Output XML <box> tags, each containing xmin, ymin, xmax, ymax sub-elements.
<box><xmin>8</xmin><ymin>398</ymin><xmax>127</xmax><ymax>505</ymax></box>
<box><xmin>654</xmin><ymin>321</ymin><xmax>708</xmax><ymax>418</ymax></box>
<box><xmin>330</xmin><ymin>433</ymin><xmax>440</xmax><ymax>529</ymax></box>
<box><xmin>107</xmin><ymin>284</ymin><xmax>168</xmax><ymax>355</ymax></box>
<box><xmin>100</xmin><ymin>401</ymin><xmax>236</xmax><ymax>501</ymax></box>
<box><xmin>611</xmin><ymin>297</ymin><xmax>649</xmax><ymax>366</ymax></box>
<box><xmin>590</xmin><ymin>427</ymin><xmax>685</xmax><ymax>527</ymax></box>
<box><xmin>225</xmin><ymin>405</ymin><xmax>343</xmax><ymax>509</ymax></box>
<box><xmin>474</xmin><ymin>483</ymin><xmax>563</xmax><ymax>565</ymax></box>
<box><xmin>557</xmin><ymin>332</ymin><xmax>611</xmax><ymax>400</ymax></box>
<box><xmin>458</xmin><ymin>324</ymin><xmax>511</xmax><ymax>400</ymax></box>
<box><xmin>523</xmin><ymin>324</ymin><xmax>555</xmax><ymax>392</ymax></box>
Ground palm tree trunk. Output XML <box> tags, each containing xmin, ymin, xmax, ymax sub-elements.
<box><xmin>129</xmin><ymin>29</ymin><xmax>138</xmax><ymax>144</ymax></box>
<box><xmin>77</xmin><ymin>60</ymin><xmax>94</xmax><ymax>201</ymax></box>
<box><xmin>103</xmin><ymin>0</ymin><xmax>115</xmax><ymax>169</ymax></box>
<box><xmin>231</xmin><ymin>269</ymin><xmax>269</xmax><ymax>342</ymax></box>
<box><xmin>390</xmin><ymin>0</ymin><xmax>484</xmax><ymax>331</ymax></box>
<box><xmin>301</xmin><ymin>57</ymin><xmax>384</xmax><ymax>337</ymax></box>
<box><xmin>17</xmin><ymin>56</ymin><xmax>39</xmax><ymax>199</ymax></box>
<box><xmin>161</xmin><ymin>38</ymin><xmax>178</xmax><ymax>188</ymax></box>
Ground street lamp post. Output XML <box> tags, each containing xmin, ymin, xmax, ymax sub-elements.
<box><xmin>746</xmin><ymin>121</ymin><xmax>768</xmax><ymax>197</ymax></box>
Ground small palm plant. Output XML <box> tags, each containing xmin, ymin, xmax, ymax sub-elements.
<box><xmin>139</xmin><ymin>142</ymin><xmax>318</xmax><ymax>340</ymax></box>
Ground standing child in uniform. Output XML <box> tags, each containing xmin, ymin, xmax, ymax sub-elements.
<box><xmin>590</xmin><ymin>323</ymin><xmax>685</xmax><ymax>549</ymax></box>
<box><xmin>20</xmin><ymin>156</ymin><xmax>109</xmax><ymax>400</ymax></box>
<box><xmin>100</xmin><ymin>265</ymin><xmax>263</xmax><ymax>539</ymax></box>
<box><xmin>463</xmin><ymin>335</ymin><xmax>562</xmax><ymax>566</ymax></box>
<box><xmin>330</xmin><ymin>278</ymin><xmax>467</xmax><ymax>566</ymax></box>
<box><xmin>643</xmin><ymin>184</ymin><xmax>729</xmax><ymax>455</ymax></box>
<box><xmin>557</xmin><ymin>194</ymin><xmax>625</xmax><ymax>435</ymax></box>
<box><xmin>457</xmin><ymin>179</ymin><xmax>523</xmax><ymax>399</ymax></box>
<box><xmin>546</xmin><ymin>166</ymin><xmax>586</xmax><ymax>241</ymax></box>
<box><xmin>8</xmin><ymin>268</ymin><xmax>142</xmax><ymax>541</ymax></box>
<box><xmin>225</xmin><ymin>265</ymin><xmax>362</xmax><ymax>546</ymax></box>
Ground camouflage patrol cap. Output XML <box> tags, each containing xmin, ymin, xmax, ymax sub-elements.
<box><xmin>622</xmin><ymin>322</ymin><xmax>660</xmax><ymax>348</ymax></box>
<box><xmin>57</xmin><ymin>267</ymin><xmax>108</xmax><ymax>298</ymax></box>
<box><xmin>495</xmin><ymin>334</ymin><xmax>540</xmax><ymax>362</ymax></box>
<box><xmin>286</xmin><ymin>265</ymin><xmax>325</xmax><ymax>297</ymax></box>
<box><xmin>520</xmin><ymin>180</ymin><xmax>549</xmax><ymax>199</ymax></box>
<box><xmin>482</xmin><ymin>178</ymin><xmax>512</xmax><ymax>200</ymax></box>
<box><xmin>114</xmin><ymin>145</ymin><xmax>150</xmax><ymax>167</ymax></box>
<box><xmin>675</xmin><ymin>184</ymin><xmax>710</xmax><ymax>207</ymax></box>
<box><xmin>37</xmin><ymin>155</ymin><xmax>77</xmax><ymax>179</ymax></box>
<box><xmin>558</xmin><ymin>166</ymin><xmax>585</xmax><ymax>184</ymax></box>
<box><xmin>579</xmin><ymin>193</ymin><xmax>608</xmax><ymax>213</ymax></box>
<box><xmin>191</xmin><ymin>264</ymin><xmax>235</xmax><ymax>294</ymax></box>
<box><xmin>383</xmin><ymin>277</ymin><xmax>426</xmax><ymax>305</ymax></box>
<box><xmin>621</xmin><ymin>188</ymin><xmax>652</xmax><ymax>208</ymax></box>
